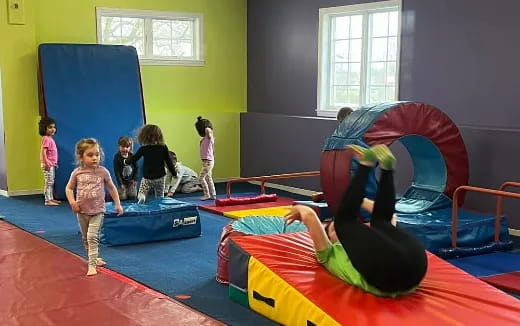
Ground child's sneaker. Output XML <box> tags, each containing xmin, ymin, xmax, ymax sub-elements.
<box><xmin>371</xmin><ymin>144</ymin><xmax>396</xmax><ymax>170</ymax></box>
<box><xmin>347</xmin><ymin>145</ymin><xmax>377</xmax><ymax>165</ymax></box>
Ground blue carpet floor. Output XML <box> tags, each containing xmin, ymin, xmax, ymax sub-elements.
<box><xmin>0</xmin><ymin>182</ymin><xmax>300</xmax><ymax>326</ymax></box>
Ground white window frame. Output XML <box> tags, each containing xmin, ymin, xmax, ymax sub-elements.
<box><xmin>96</xmin><ymin>7</ymin><xmax>204</xmax><ymax>66</ymax></box>
<box><xmin>317</xmin><ymin>0</ymin><xmax>401</xmax><ymax>117</ymax></box>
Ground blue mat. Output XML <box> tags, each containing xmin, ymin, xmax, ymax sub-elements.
<box><xmin>447</xmin><ymin>251</ymin><xmax>520</xmax><ymax>277</ymax></box>
<box><xmin>0</xmin><ymin>194</ymin><xmax>277</xmax><ymax>325</ymax></box>
<box><xmin>38</xmin><ymin>44</ymin><xmax>145</xmax><ymax>199</ymax></box>
<box><xmin>397</xmin><ymin>207</ymin><xmax>511</xmax><ymax>255</ymax></box>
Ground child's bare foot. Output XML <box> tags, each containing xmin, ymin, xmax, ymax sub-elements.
<box><xmin>45</xmin><ymin>201</ymin><xmax>59</xmax><ymax>206</ymax></box>
<box><xmin>200</xmin><ymin>196</ymin><xmax>212</xmax><ymax>201</ymax></box>
<box><xmin>86</xmin><ymin>265</ymin><xmax>97</xmax><ymax>276</ymax></box>
<box><xmin>51</xmin><ymin>199</ymin><xmax>61</xmax><ymax>204</ymax></box>
<box><xmin>96</xmin><ymin>258</ymin><xmax>106</xmax><ymax>267</ymax></box>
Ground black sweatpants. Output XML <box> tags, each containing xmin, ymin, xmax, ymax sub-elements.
<box><xmin>334</xmin><ymin>165</ymin><xmax>428</xmax><ymax>293</ymax></box>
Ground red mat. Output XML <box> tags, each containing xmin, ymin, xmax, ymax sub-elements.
<box><xmin>0</xmin><ymin>221</ymin><xmax>224</xmax><ymax>326</ymax></box>
<box><xmin>481</xmin><ymin>272</ymin><xmax>520</xmax><ymax>294</ymax></box>
<box><xmin>232</xmin><ymin>232</ymin><xmax>520</xmax><ymax>326</ymax></box>
<box><xmin>199</xmin><ymin>196</ymin><xmax>295</xmax><ymax>214</ymax></box>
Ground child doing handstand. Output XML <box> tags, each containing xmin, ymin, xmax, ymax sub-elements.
<box><xmin>286</xmin><ymin>144</ymin><xmax>427</xmax><ymax>297</ymax></box>
<box><xmin>65</xmin><ymin>138</ymin><xmax>123</xmax><ymax>276</ymax></box>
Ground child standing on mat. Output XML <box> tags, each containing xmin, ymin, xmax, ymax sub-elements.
<box><xmin>113</xmin><ymin>136</ymin><xmax>138</xmax><ymax>200</ymax></box>
<box><xmin>285</xmin><ymin>144</ymin><xmax>427</xmax><ymax>297</ymax></box>
<box><xmin>124</xmin><ymin>124</ymin><xmax>176</xmax><ymax>204</ymax></box>
<box><xmin>195</xmin><ymin>116</ymin><xmax>216</xmax><ymax>200</ymax></box>
<box><xmin>65</xmin><ymin>138</ymin><xmax>123</xmax><ymax>276</ymax></box>
<box><xmin>39</xmin><ymin>117</ymin><xmax>60</xmax><ymax>206</ymax></box>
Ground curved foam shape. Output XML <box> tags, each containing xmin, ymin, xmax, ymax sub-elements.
<box><xmin>229</xmin><ymin>232</ymin><xmax>520</xmax><ymax>326</ymax></box>
<box><xmin>216</xmin><ymin>216</ymin><xmax>306</xmax><ymax>284</ymax></box>
<box><xmin>38</xmin><ymin>44</ymin><xmax>146</xmax><ymax>198</ymax></box>
<box><xmin>215</xmin><ymin>194</ymin><xmax>277</xmax><ymax>206</ymax></box>
<box><xmin>322</xmin><ymin>102</ymin><xmax>469</xmax><ymax>214</ymax></box>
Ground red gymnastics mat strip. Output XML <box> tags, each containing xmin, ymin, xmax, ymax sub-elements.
<box><xmin>232</xmin><ymin>232</ymin><xmax>520</xmax><ymax>326</ymax></box>
<box><xmin>199</xmin><ymin>196</ymin><xmax>295</xmax><ymax>214</ymax></box>
<box><xmin>480</xmin><ymin>272</ymin><xmax>520</xmax><ymax>294</ymax></box>
<box><xmin>0</xmin><ymin>220</ymin><xmax>224</xmax><ymax>326</ymax></box>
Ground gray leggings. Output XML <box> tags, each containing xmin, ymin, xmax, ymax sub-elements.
<box><xmin>138</xmin><ymin>177</ymin><xmax>165</xmax><ymax>203</ymax></box>
<box><xmin>77</xmin><ymin>213</ymin><xmax>104</xmax><ymax>267</ymax></box>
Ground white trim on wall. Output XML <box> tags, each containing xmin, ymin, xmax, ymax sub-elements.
<box><xmin>96</xmin><ymin>7</ymin><xmax>204</xmax><ymax>66</ymax></box>
<box><xmin>0</xmin><ymin>189</ymin><xmax>42</xmax><ymax>197</ymax></box>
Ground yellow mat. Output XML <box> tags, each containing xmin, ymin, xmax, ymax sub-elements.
<box><xmin>224</xmin><ymin>206</ymin><xmax>292</xmax><ymax>219</ymax></box>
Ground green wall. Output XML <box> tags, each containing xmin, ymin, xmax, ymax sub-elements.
<box><xmin>0</xmin><ymin>0</ymin><xmax>246</xmax><ymax>192</ymax></box>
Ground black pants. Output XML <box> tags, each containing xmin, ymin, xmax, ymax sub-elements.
<box><xmin>335</xmin><ymin>165</ymin><xmax>428</xmax><ymax>293</ymax></box>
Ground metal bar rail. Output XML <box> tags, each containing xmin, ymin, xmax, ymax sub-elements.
<box><xmin>225</xmin><ymin>171</ymin><xmax>320</xmax><ymax>198</ymax></box>
<box><xmin>451</xmin><ymin>185</ymin><xmax>520</xmax><ymax>247</ymax></box>
<box><xmin>496</xmin><ymin>182</ymin><xmax>520</xmax><ymax>242</ymax></box>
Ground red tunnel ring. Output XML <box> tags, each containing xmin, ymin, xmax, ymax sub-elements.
<box><xmin>321</xmin><ymin>102</ymin><xmax>469</xmax><ymax>216</ymax></box>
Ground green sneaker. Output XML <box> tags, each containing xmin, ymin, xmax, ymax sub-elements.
<box><xmin>347</xmin><ymin>145</ymin><xmax>377</xmax><ymax>164</ymax></box>
<box><xmin>371</xmin><ymin>144</ymin><xmax>396</xmax><ymax>170</ymax></box>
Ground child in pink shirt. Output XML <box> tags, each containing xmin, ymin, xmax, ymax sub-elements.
<box><xmin>65</xmin><ymin>138</ymin><xmax>123</xmax><ymax>276</ymax></box>
<box><xmin>195</xmin><ymin>116</ymin><xmax>216</xmax><ymax>200</ymax></box>
<box><xmin>39</xmin><ymin>117</ymin><xmax>59</xmax><ymax>206</ymax></box>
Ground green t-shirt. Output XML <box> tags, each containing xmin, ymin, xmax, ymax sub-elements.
<box><xmin>316</xmin><ymin>242</ymin><xmax>416</xmax><ymax>297</ymax></box>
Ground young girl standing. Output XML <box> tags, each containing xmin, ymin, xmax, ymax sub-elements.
<box><xmin>39</xmin><ymin>117</ymin><xmax>60</xmax><ymax>206</ymax></box>
<box><xmin>195</xmin><ymin>116</ymin><xmax>216</xmax><ymax>200</ymax></box>
<box><xmin>124</xmin><ymin>124</ymin><xmax>176</xmax><ymax>204</ymax></box>
<box><xmin>65</xmin><ymin>138</ymin><xmax>123</xmax><ymax>276</ymax></box>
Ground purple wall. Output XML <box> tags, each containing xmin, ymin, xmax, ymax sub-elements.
<box><xmin>244</xmin><ymin>0</ymin><xmax>520</xmax><ymax>229</ymax></box>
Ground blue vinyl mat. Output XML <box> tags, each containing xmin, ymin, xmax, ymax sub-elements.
<box><xmin>447</xmin><ymin>251</ymin><xmax>520</xmax><ymax>277</ymax></box>
<box><xmin>38</xmin><ymin>44</ymin><xmax>145</xmax><ymax>198</ymax></box>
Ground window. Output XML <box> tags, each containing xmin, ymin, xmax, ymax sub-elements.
<box><xmin>96</xmin><ymin>8</ymin><xmax>204</xmax><ymax>66</ymax></box>
<box><xmin>317</xmin><ymin>1</ymin><xmax>401</xmax><ymax>117</ymax></box>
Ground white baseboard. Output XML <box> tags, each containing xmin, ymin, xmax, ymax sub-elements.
<box><xmin>248</xmin><ymin>181</ymin><xmax>316</xmax><ymax>197</ymax></box>
<box><xmin>0</xmin><ymin>189</ymin><xmax>42</xmax><ymax>197</ymax></box>
<box><xmin>509</xmin><ymin>228</ymin><xmax>520</xmax><ymax>237</ymax></box>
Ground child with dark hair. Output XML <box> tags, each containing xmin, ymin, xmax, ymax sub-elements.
<box><xmin>38</xmin><ymin>117</ymin><xmax>60</xmax><ymax>206</ymax></box>
<box><xmin>337</xmin><ymin>107</ymin><xmax>353</xmax><ymax>123</ymax></box>
<box><xmin>164</xmin><ymin>151</ymin><xmax>203</xmax><ymax>196</ymax></box>
<box><xmin>113</xmin><ymin>136</ymin><xmax>138</xmax><ymax>200</ymax></box>
<box><xmin>124</xmin><ymin>124</ymin><xmax>176</xmax><ymax>204</ymax></box>
<box><xmin>195</xmin><ymin>116</ymin><xmax>216</xmax><ymax>200</ymax></box>
<box><xmin>286</xmin><ymin>144</ymin><xmax>427</xmax><ymax>297</ymax></box>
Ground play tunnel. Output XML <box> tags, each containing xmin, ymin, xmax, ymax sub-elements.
<box><xmin>321</xmin><ymin>102</ymin><xmax>511</xmax><ymax>256</ymax></box>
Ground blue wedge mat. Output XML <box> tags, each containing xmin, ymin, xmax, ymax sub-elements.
<box><xmin>38</xmin><ymin>44</ymin><xmax>145</xmax><ymax>199</ymax></box>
